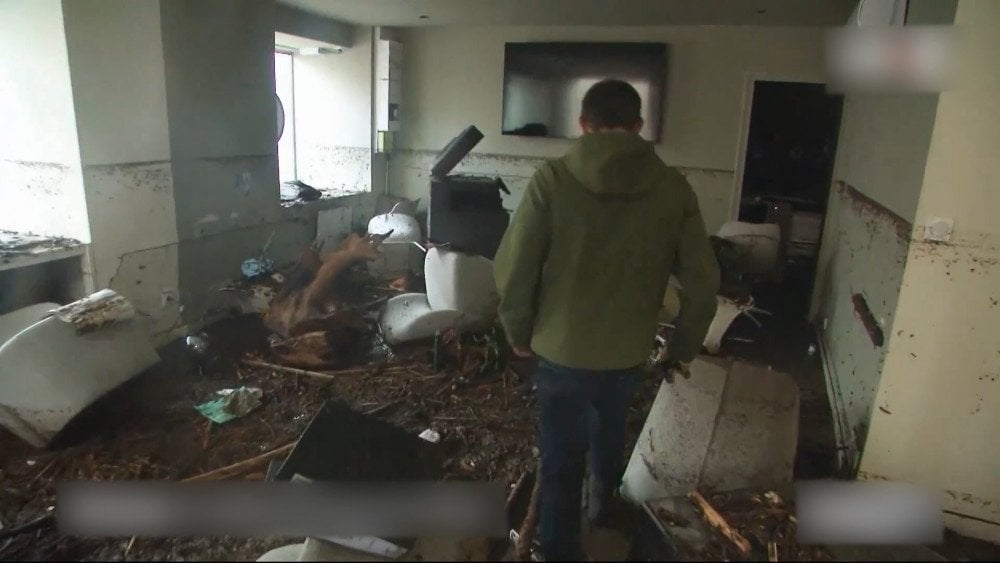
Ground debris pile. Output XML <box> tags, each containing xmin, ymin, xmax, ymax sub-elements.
<box><xmin>658</xmin><ymin>489</ymin><xmax>832</xmax><ymax>561</ymax></box>
<box><xmin>0</xmin><ymin>230</ymin><xmax>82</xmax><ymax>263</ymax></box>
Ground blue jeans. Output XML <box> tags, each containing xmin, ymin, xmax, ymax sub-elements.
<box><xmin>534</xmin><ymin>358</ymin><xmax>642</xmax><ymax>561</ymax></box>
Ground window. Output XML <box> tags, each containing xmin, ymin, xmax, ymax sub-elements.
<box><xmin>273</xmin><ymin>35</ymin><xmax>373</xmax><ymax>200</ymax></box>
<box><xmin>275</xmin><ymin>50</ymin><xmax>296</xmax><ymax>183</ymax></box>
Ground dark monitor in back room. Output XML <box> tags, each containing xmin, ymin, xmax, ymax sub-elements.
<box><xmin>501</xmin><ymin>42</ymin><xmax>667</xmax><ymax>141</ymax></box>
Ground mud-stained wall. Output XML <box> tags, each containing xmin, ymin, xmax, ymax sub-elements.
<box><xmin>812</xmin><ymin>182</ymin><xmax>912</xmax><ymax>467</ymax></box>
<box><xmin>81</xmin><ymin>162</ymin><xmax>181</xmax><ymax>340</ymax></box>
<box><xmin>859</xmin><ymin>0</ymin><xmax>1000</xmax><ymax>541</ymax></box>
<box><xmin>297</xmin><ymin>146</ymin><xmax>373</xmax><ymax>197</ymax></box>
<box><xmin>62</xmin><ymin>0</ymin><xmax>182</xmax><ymax>343</ymax></box>
<box><xmin>158</xmin><ymin>1</ymin><xmax>308</xmax><ymax>333</ymax></box>
<box><xmin>0</xmin><ymin>160</ymin><xmax>89</xmax><ymax>241</ymax></box>
<box><xmin>809</xmin><ymin>0</ymin><xmax>958</xmax><ymax>474</ymax></box>
<box><xmin>0</xmin><ymin>1</ymin><xmax>90</xmax><ymax>241</ymax></box>
<box><xmin>389</xmin><ymin>149</ymin><xmax>737</xmax><ymax>235</ymax></box>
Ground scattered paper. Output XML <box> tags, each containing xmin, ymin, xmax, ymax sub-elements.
<box><xmin>195</xmin><ymin>386</ymin><xmax>263</xmax><ymax>424</ymax></box>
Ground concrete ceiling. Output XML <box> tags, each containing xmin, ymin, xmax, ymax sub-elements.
<box><xmin>279</xmin><ymin>0</ymin><xmax>858</xmax><ymax>27</ymax></box>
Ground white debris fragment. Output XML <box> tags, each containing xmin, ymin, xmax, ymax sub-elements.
<box><xmin>49</xmin><ymin>289</ymin><xmax>136</xmax><ymax>333</ymax></box>
<box><xmin>418</xmin><ymin>429</ymin><xmax>441</xmax><ymax>443</ymax></box>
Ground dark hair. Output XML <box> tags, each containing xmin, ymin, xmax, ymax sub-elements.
<box><xmin>581</xmin><ymin>80</ymin><xmax>642</xmax><ymax>129</ymax></box>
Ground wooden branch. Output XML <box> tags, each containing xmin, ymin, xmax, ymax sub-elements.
<box><xmin>242</xmin><ymin>359</ymin><xmax>339</xmax><ymax>379</ymax></box>
<box><xmin>364</xmin><ymin>400</ymin><xmax>399</xmax><ymax>416</ymax></box>
<box><xmin>181</xmin><ymin>442</ymin><xmax>296</xmax><ymax>482</ymax></box>
<box><xmin>242</xmin><ymin>359</ymin><xmax>408</xmax><ymax>379</ymax></box>
<box><xmin>325</xmin><ymin>365</ymin><xmax>410</xmax><ymax>376</ymax></box>
<box><xmin>516</xmin><ymin>464</ymin><xmax>542</xmax><ymax>561</ymax></box>
<box><xmin>506</xmin><ymin>471</ymin><xmax>531</xmax><ymax>511</ymax></box>
<box><xmin>688</xmin><ymin>490</ymin><xmax>752</xmax><ymax>556</ymax></box>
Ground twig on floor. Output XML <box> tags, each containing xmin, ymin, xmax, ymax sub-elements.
<box><xmin>27</xmin><ymin>460</ymin><xmax>57</xmax><ymax>486</ymax></box>
<box><xmin>242</xmin><ymin>359</ymin><xmax>409</xmax><ymax>379</ymax></box>
<box><xmin>688</xmin><ymin>490</ymin><xmax>751</xmax><ymax>556</ymax></box>
<box><xmin>181</xmin><ymin>442</ymin><xmax>296</xmax><ymax>482</ymax></box>
<box><xmin>515</xmin><ymin>463</ymin><xmax>542</xmax><ymax>561</ymax></box>
<box><xmin>124</xmin><ymin>536</ymin><xmax>137</xmax><ymax>559</ymax></box>
<box><xmin>364</xmin><ymin>401</ymin><xmax>400</xmax><ymax>416</ymax></box>
<box><xmin>201</xmin><ymin>420</ymin><xmax>212</xmax><ymax>450</ymax></box>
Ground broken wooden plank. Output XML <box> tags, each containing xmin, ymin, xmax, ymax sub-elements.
<box><xmin>242</xmin><ymin>359</ymin><xmax>339</xmax><ymax>379</ymax></box>
<box><xmin>688</xmin><ymin>490</ymin><xmax>752</xmax><ymax>556</ymax></box>
<box><xmin>181</xmin><ymin>442</ymin><xmax>296</xmax><ymax>482</ymax></box>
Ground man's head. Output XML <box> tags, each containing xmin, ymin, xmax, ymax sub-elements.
<box><xmin>580</xmin><ymin>79</ymin><xmax>644</xmax><ymax>135</ymax></box>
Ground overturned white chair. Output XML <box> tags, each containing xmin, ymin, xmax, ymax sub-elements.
<box><xmin>381</xmin><ymin>247</ymin><xmax>499</xmax><ymax>344</ymax></box>
<box><xmin>0</xmin><ymin>291</ymin><xmax>160</xmax><ymax>448</ymax></box>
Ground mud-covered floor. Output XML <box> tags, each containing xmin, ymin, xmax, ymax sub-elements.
<box><xmin>1</xmin><ymin>260</ymin><xmax>995</xmax><ymax>560</ymax></box>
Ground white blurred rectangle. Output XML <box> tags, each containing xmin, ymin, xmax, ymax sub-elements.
<box><xmin>826</xmin><ymin>26</ymin><xmax>958</xmax><ymax>93</ymax></box>
<box><xmin>797</xmin><ymin>481</ymin><xmax>943</xmax><ymax>545</ymax></box>
<box><xmin>57</xmin><ymin>481</ymin><xmax>505</xmax><ymax>538</ymax></box>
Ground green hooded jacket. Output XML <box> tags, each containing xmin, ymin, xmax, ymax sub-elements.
<box><xmin>494</xmin><ymin>131</ymin><xmax>720</xmax><ymax>370</ymax></box>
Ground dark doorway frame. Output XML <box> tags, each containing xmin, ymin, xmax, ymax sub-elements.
<box><xmin>729</xmin><ymin>76</ymin><xmax>844</xmax><ymax>321</ymax></box>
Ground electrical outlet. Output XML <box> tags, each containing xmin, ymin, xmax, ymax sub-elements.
<box><xmin>161</xmin><ymin>289</ymin><xmax>179</xmax><ymax>308</ymax></box>
<box><xmin>924</xmin><ymin>216</ymin><xmax>954</xmax><ymax>242</ymax></box>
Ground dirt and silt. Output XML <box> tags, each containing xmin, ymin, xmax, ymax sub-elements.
<box><xmin>0</xmin><ymin>260</ymin><xmax>842</xmax><ymax>561</ymax></box>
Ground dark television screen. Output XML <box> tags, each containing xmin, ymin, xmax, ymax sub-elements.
<box><xmin>502</xmin><ymin>42</ymin><xmax>667</xmax><ymax>141</ymax></box>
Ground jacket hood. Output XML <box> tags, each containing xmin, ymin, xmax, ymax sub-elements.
<box><xmin>563</xmin><ymin>131</ymin><xmax>657</xmax><ymax>196</ymax></box>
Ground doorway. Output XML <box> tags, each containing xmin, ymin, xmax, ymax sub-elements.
<box><xmin>734</xmin><ymin>80</ymin><xmax>844</xmax><ymax>321</ymax></box>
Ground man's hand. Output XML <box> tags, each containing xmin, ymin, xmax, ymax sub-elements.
<box><xmin>511</xmin><ymin>345</ymin><xmax>535</xmax><ymax>359</ymax></box>
<box><xmin>651</xmin><ymin>358</ymin><xmax>691</xmax><ymax>384</ymax></box>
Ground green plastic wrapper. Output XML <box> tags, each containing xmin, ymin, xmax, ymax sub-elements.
<box><xmin>195</xmin><ymin>386</ymin><xmax>263</xmax><ymax>424</ymax></box>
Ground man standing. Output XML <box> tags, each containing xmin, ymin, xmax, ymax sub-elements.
<box><xmin>494</xmin><ymin>80</ymin><xmax>720</xmax><ymax>560</ymax></box>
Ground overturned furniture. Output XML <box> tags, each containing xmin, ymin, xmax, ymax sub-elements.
<box><xmin>256</xmin><ymin>401</ymin><xmax>473</xmax><ymax>562</ymax></box>
<box><xmin>0</xmin><ymin>290</ymin><xmax>160</xmax><ymax>447</ymax></box>
<box><xmin>427</xmin><ymin>125</ymin><xmax>510</xmax><ymax>260</ymax></box>
<box><xmin>621</xmin><ymin>358</ymin><xmax>799</xmax><ymax>504</ymax></box>
<box><xmin>658</xmin><ymin>222</ymin><xmax>776</xmax><ymax>355</ymax></box>
<box><xmin>381</xmin><ymin>246</ymin><xmax>499</xmax><ymax>344</ymax></box>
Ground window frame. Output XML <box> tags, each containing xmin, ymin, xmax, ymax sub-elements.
<box><xmin>274</xmin><ymin>47</ymin><xmax>298</xmax><ymax>183</ymax></box>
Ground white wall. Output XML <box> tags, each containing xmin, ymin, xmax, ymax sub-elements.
<box><xmin>859</xmin><ymin>0</ymin><xmax>1000</xmax><ymax>542</ymax></box>
<box><xmin>389</xmin><ymin>24</ymin><xmax>828</xmax><ymax>233</ymax></box>
<box><xmin>293</xmin><ymin>26</ymin><xmax>373</xmax><ymax>195</ymax></box>
<box><xmin>832</xmin><ymin>94</ymin><xmax>940</xmax><ymax>223</ymax></box>
<box><xmin>64</xmin><ymin>0</ymin><xmax>171</xmax><ymax>166</ymax></box>
<box><xmin>60</xmin><ymin>0</ymin><xmax>181</xmax><ymax>340</ymax></box>
<box><xmin>0</xmin><ymin>0</ymin><xmax>90</xmax><ymax>241</ymax></box>
<box><xmin>809</xmin><ymin>0</ymin><xmax>957</xmax><ymax>470</ymax></box>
